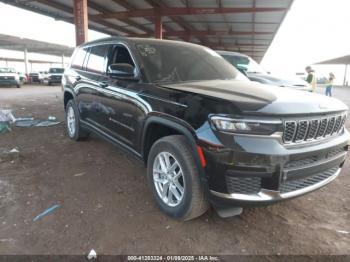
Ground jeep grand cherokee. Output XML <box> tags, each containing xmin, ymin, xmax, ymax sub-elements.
<box><xmin>62</xmin><ymin>38</ymin><xmax>349</xmax><ymax>220</ymax></box>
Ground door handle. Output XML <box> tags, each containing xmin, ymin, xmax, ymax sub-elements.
<box><xmin>75</xmin><ymin>76</ymin><xmax>81</xmax><ymax>81</ymax></box>
<box><xmin>99</xmin><ymin>82</ymin><xmax>108</xmax><ymax>88</ymax></box>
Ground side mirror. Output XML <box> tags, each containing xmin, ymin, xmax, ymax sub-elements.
<box><xmin>107</xmin><ymin>63</ymin><xmax>137</xmax><ymax>80</ymax></box>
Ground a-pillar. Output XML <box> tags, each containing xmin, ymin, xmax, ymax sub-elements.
<box><xmin>73</xmin><ymin>0</ymin><xmax>88</xmax><ymax>46</ymax></box>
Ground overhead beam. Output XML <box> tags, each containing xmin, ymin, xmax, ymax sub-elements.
<box><xmin>132</xmin><ymin>30</ymin><xmax>273</xmax><ymax>38</ymax></box>
<box><xmin>90</xmin><ymin>7</ymin><xmax>287</xmax><ymax>19</ymax></box>
<box><xmin>208</xmin><ymin>43</ymin><xmax>268</xmax><ymax>48</ymax></box>
<box><xmin>111</xmin><ymin>0</ymin><xmax>181</xmax><ymax>39</ymax></box>
<box><xmin>145</xmin><ymin>0</ymin><xmax>210</xmax><ymax>44</ymax></box>
<box><xmin>88</xmin><ymin>0</ymin><xmax>152</xmax><ymax>34</ymax></box>
<box><xmin>35</xmin><ymin>0</ymin><xmax>136</xmax><ymax>35</ymax></box>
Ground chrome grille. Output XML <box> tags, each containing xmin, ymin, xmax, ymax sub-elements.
<box><xmin>306</xmin><ymin>120</ymin><xmax>319</xmax><ymax>140</ymax></box>
<box><xmin>325</xmin><ymin>116</ymin><xmax>336</xmax><ymax>136</ymax></box>
<box><xmin>316</xmin><ymin>118</ymin><xmax>328</xmax><ymax>138</ymax></box>
<box><xmin>332</xmin><ymin>116</ymin><xmax>342</xmax><ymax>135</ymax></box>
<box><xmin>283</xmin><ymin>121</ymin><xmax>297</xmax><ymax>143</ymax></box>
<box><xmin>283</xmin><ymin>113</ymin><xmax>346</xmax><ymax>144</ymax></box>
<box><xmin>295</xmin><ymin>120</ymin><xmax>308</xmax><ymax>141</ymax></box>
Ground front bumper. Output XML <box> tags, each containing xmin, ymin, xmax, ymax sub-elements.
<box><xmin>0</xmin><ymin>79</ymin><xmax>18</xmax><ymax>85</ymax></box>
<box><xmin>210</xmin><ymin>167</ymin><xmax>341</xmax><ymax>207</ymax></box>
<box><xmin>49</xmin><ymin>76</ymin><xmax>62</xmax><ymax>83</ymax></box>
<box><xmin>198</xmin><ymin>126</ymin><xmax>349</xmax><ymax>207</ymax></box>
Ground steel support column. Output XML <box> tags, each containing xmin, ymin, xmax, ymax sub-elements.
<box><xmin>344</xmin><ymin>64</ymin><xmax>348</xmax><ymax>86</ymax></box>
<box><xmin>24</xmin><ymin>48</ymin><xmax>29</xmax><ymax>75</ymax></box>
<box><xmin>61</xmin><ymin>54</ymin><xmax>65</xmax><ymax>68</ymax></box>
<box><xmin>73</xmin><ymin>0</ymin><xmax>88</xmax><ymax>46</ymax></box>
<box><xmin>155</xmin><ymin>15</ymin><xmax>162</xmax><ymax>39</ymax></box>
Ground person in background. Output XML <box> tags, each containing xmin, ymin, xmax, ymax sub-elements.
<box><xmin>305</xmin><ymin>66</ymin><xmax>317</xmax><ymax>92</ymax></box>
<box><xmin>325</xmin><ymin>72</ymin><xmax>335</xmax><ymax>97</ymax></box>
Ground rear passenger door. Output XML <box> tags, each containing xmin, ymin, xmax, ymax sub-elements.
<box><xmin>76</xmin><ymin>44</ymin><xmax>110</xmax><ymax>127</ymax></box>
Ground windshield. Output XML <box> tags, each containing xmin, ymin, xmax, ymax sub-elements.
<box><xmin>49</xmin><ymin>68</ymin><xmax>64</xmax><ymax>74</ymax></box>
<box><xmin>135</xmin><ymin>41</ymin><xmax>243</xmax><ymax>83</ymax></box>
<box><xmin>0</xmin><ymin>68</ymin><xmax>15</xmax><ymax>73</ymax></box>
<box><xmin>221</xmin><ymin>54</ymin><xmax>266</xmax><ymax>74</ymax></box>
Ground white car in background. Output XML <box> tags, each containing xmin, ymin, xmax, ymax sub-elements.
<box><xmin>217</xmin><ymin>51</ymin><xmax>313</xmax><ymax>92</ymax></box>
<box><xmin>48</xmin><ymin>67</ymin><xmax>64</xmax><ymax>86</ymax></box>
<box><xmin>0</xmin><ymin>67</ymin><xmax>21</xmax><ymax>88</ymax></box>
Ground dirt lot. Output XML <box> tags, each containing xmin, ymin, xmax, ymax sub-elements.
<box><xmin>0</xmin><ymin>85</ymin><xmax>349</xmax><ymax>255</ymax></box>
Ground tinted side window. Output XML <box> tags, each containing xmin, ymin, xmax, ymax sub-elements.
<box><xmin>71</xmin><ymin>48</ymin><xmax>88</xmax><ymax>69</ymax></box>
<box><xmin>86</xmin><ymin>45</ymin><xmax>109</xmax><ymax>74</ymax></box>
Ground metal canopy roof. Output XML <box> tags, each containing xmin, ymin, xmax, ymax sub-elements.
<box><xmin>0</xmin><ymin>56</ymin><xmax>64</xmax><ymax>64</ymax></box>
<box><xmin>315</xmin><ymin>55</ymin><xmax>350</xmax><ymax>65</ymax></box>
<box><xmin>0</xmin><ymin>0</ymin><xmax>294</xmax><ymax>62</ymax></box>
<box><xmin>0</xmin><ymin>34</ymin><xmax>74</xmax><ymax>56</ymax></box>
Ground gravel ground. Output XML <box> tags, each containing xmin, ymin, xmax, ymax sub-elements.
<box><xmin>0</xmin><ymin>85</ymin><xmax>349</xmax><ymax>255</ymax></box>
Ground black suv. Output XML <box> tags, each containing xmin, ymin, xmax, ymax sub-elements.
<box><xmin>63</xmin><ymin>37</ymin><xmax>349</xmax><ymax>220</ymax></box>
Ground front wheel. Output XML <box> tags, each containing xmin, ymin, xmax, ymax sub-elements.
<box><xmin>147</xmin><ymin>135</ymin><xmax>209</xmax><ymax>220</ymax></box>
<box><xmin>65</xmin><ymin>100</ymin><xmax>89</xmax><ymax>141</ymax></box>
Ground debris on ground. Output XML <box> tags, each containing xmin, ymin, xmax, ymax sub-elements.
<box><xmin>87</xmin><ymin>249</ymin><xmax>97</xmax><ymax>260</ymax></box>
<box><xmin>0</xmin><ymin>109</ymin><xmax>15</xmax><ymax>134</ymax></box>
<box><xmin>0</xmin><ymin>109</ymin><xmax>16</xmax><ymax>122</ymax></box>
<box><xmin>73</xmin><ymin>172</ymin><xmax>85</xmax><ymax>177</ymax></box>
<box><xmin>0</xmin><ymin>148</ymin><xmax>20</xmax><ymax>163</ymax></box>
<box><xmin>33</xmin><ymin>204</ymin><xmax>60</xmax><ymax>222</ymax></box>
<box><xmin>336</xmin><ymin>230</ymin><xmax>349</xmax><ymax>234</ymax></box>
<box><xmin>1</xmin><ymin>109</ymin><xmax>60</xmax><ymax>129</ymax></box>
<box><xmin>48</xmin><ymin>116</ymin><xmax>57</xmax><ymax>121</ymax></box>
<box><xmin>15</xmin><ymin>117</ymin><xmax>60</xmax><ymax>127</ymax></box>
<box><xmin>0</xmin><ymin>123</ymin><xmax>11</xmax><ymax>134</ymax></box>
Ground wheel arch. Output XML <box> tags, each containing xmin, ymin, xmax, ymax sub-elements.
<box><xmin>141</xmin><ymin>115</ymin><xmax>208</xmax><ymax>186</ymax></box>
<box><xmin>63</xmin><ymin>89</ymin><xmax>75</xmax><ymax>109</ymax></box>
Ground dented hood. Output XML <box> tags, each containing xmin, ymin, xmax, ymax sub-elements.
<box><xmin>160</xmin><ymin>80</ymin><xmax>348</xmax><ymax>115</ymax></box>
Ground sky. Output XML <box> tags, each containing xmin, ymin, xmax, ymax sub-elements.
<box><xmin>0</xmin><ymin>0</ymin><xmax>349</xmax><ymax>84</ymax></box>
<box><xmin>261</xmin><ymin>0</ymin><xmax>350</xmax><ymax>84</ymax></box>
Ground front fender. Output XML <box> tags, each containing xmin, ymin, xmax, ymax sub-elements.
<box><xmin>142</xmin><ymin>114</ymin><xmax>209</xmax><ymax>188</ymax></box>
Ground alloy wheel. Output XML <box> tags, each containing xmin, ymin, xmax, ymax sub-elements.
<box><xmin>153</xmin><ymin>152</ymin><xmax>185</xmax><ymax>207</ymax></box>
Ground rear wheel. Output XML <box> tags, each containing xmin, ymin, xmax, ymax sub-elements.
<box><xmin>16</xmin><ymin>84</ymin><xmax>21</xmax><ymax>88</ymax></box>
<box><xmin>147</xmin><ymin>135</ymin><xmax>209</xmax><ymax>220</ymax></box>
<box><xmin>65</xmin><ymin>100</ymin><xmax>89</xmax><ymax>141</ymax></box>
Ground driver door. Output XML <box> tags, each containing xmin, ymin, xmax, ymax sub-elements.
<box><xmin>98</xmin><ymin>44</ymin><xmax>146</xmax><ymax>151</ymax></box>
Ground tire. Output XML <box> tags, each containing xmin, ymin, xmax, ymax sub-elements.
<box><xmin>16</xmin><ymin>84</ymin><xmax>21</xmax><ymax>88</ymax></box>
<box><xmin>65</xmin><ymin>100</ymin><xmax>89</xmax><ymax>141</ymax></box>
<box><xmin>147</xmin><ymin>135</ymin><xmax>209</xmax><ymax>220</ymax></box>
<box><xmin>48</xmin><ymin>82</ymin><xmax>52</xmax><ymax>86</ymax></box>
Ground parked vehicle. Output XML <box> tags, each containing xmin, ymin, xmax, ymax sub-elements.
<box><xmin>48</xmin><ymin>67</ymin><xmax>64</xmax><ymax>85</ymax></box>
<box><xmin>217</xmin><ymin>51</ymin><xmax>313</xmax><ymax>92</ymax></box>
<box><xmin>29</xmin><ymin>72</ymin><xmax>44</xmax><ymax>84</ymax></box>
<box><xmin>0</xmin><ymin>67</ymin><xmax>21</xmax><ymax>88</ymax></box>
<box><xmin>63</xmin><ymin>38</ymin><xmax>349</xmax><ymax>220</ymax></box>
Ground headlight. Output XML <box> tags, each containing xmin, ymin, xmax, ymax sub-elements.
<box><xmin>210</xmin><ymin>116</ymin><xmax>282</xmax><ymax>135</ymax></box>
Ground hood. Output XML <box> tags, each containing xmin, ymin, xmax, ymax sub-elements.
<box><xmin>160</xmin><ymin>80</ymin><xmax>348</xmax><ymax>116</ymax></box>
<box><xmin>0</xmin><ymin>72</ymin><xmax>18</xmax><ymax>77</ymax></box>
